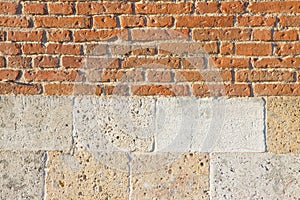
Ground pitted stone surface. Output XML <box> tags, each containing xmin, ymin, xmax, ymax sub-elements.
<box><xmin>156</xmin><ymin>97</ymin><xmax>265</xmax><ymax>152</ymax></box>
<box><xmin>267</xmin><ymin>96</ymin><xmax>300</xmax><ymax>153</ymax></box>
<box><xmin>0</xmin><ymin>96</ymin><xmax>72</xmax><ymax>151</ymax></box>
<box><xmin>0</xmin><ymin>151</ymin><xmax>46</xmax><ymax>200</ymax></box>
<box><xmin>74</xmin><ymin>97</ymin><xmax>155</xmax><ymax>152</ymax></box>
<box><xmin>46</xmin><ymin>150</ymin><xmax>130</xmax><ymax>200</ymax></box>
<box><xmin>210</xmin><ymin>153</ymin><xmax>300</xmax><ymax>199</ymax></box>
<box><xmin>130</xmin><ymin>152</ymin><xmax>209</xmax><ymax>200</ymax></box>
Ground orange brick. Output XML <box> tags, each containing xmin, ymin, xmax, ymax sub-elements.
<box><xmin>46</xmin><ymin>44</ymin><xmax>82</xmax><ymax>55</ymax></box>
<box><xmin>274</xmin><ymin>30</ymin><xmax>298</xmax><ymax>41</ymax></box>
<box><xmin>237</xmin><ymin>16</ymin><xmax>276</xmax><ymax>26</ymax></box>
<box><xmin>254</xmin><ymin>84</ymin><xmax>300</xmax><ymax>96</ymax></box>
<box><xmin>7</xmin><ymin>30</ymin><xmax>44</xmax><ymax>42</ymax></box>
<box><xmin>48</xmin><ymin>2</ymin><xmax>73</xmax><ymax>15</ymax></box>
<box><xmin>0</xmin><ymin>31</ymin><xmax>5</xmax><ymax>41</ymax></box>
<box><xmin>220</xmin><ymin>42</ymin><xmax>234</xmax><ymax>55</ymax></box>
<box><xmin>74</xmin><ymin>30</ymin><xmax>127</xmax><ymax>42</ymax></box>
<box><xmin>193</xmin><ymin>83</ymin><xmax>251</xmax><ymax>97</ymax></box>
<box><xmin>62</xmin><ymin>56</ymin><xmax>84</xmax><ymax>68</ymax></box>
<box><xmin>248</xmin><ymin>2</ymin><xmax>300</xmax><ymax>13</ymax></box>
<box><xmin>193</xmin><ymin>28</ymin><xmax>250</xmax><ymax>41</ymax></box>
<box><xmin>221</xmin><ymin>2</ymin><xmax>246</xmax><ymax>14</ymax></box>
<box><xmin>0</xmin><ymin>16</ymin><xmax>30</xmax><ymax>28</ymax></box>
<box><xmin>24</xmin><ymin>70</ymin><xmax>78</xmax><ymax>82</ymax></box>
<box><xmin>196</xmin><ymin>2</ymin><xmax>220</xmax><ymax>14</ymax></box>
<box><xmin>0</xmin><ymin>69</ymin><xmax>20</xmax><ymax>80</ymax></box>
<box><xmin>24</xmin><ymin>2</ymin><xmax>47</xmax><ymax>14</ymax></box>
<box><xmin>77</xmin><ymin>2</ymin><xmax>132</xmax><ymax>14</ymax></box>
<box><xmin>34</xmin><ymin>56</ymin><xmax>59</xmax><ymax>68</ymax></box>
<box><xmin>252</xmin><ymin>29</ymin><xmax>272</xmax><ymax>41</ymax></box>
<box><xmin>176</xmin><ymin>16</ymin><xmax>233</xmax><ymax>27</ymax></box>
<box><xmin>47</xmin><ymin>30</ymin><xmax>72</xmax><ymax>42</ymax></box>
<box><xmin>211</xmin><ymin>57</ymin><xmax>250</xmax><ymax>68</ymax></box>
<box><xmin>122</xmin><ymin>57</ymin><xmax>180</xmax><ymax>69</ymax></box>
<box><xmin>147</xmin><ymin>16</ymin><xmax>173</xmax><ymax>27</ymax></box>
<box><xmin>22</xmin><ymin>43</ymin><xmax>45</xmax><ymax>54</ymax></box>
<box><xmin>147</xmin><ymin>70</ymin><xmax>173</xmax><ymax>82</ymax></box>
<box><xmin>275</xmin><ymin>43</ymin><xmax>300</xmax><ymax>56</ymax></box>
<box><xmin>132</xmin><ymin>84</ymin><xmax>189</xmax><ymax>96</ymax></box>
<box><xmin>93</xmin><ymin>16</ymin><xmax>117</xmax><ymax>28</ymax></box>
<box><xmin>8</xmin><ymin>56</ymin><xmax>32</xmax><ymax>68</ymax></box>
<box><xmin>253</xmin><ymin>57</ymin><xmax>300</xmax><ymax>68</ymax></box>
<box><xmin>92</xmin><ymin>69</ymin><xmax>143</xmax><ymax>82</ymax></box>
<box><xmin>120</xmin><ymin>16</ymin><xmax>146</xmax><ymax>28</ymax></box>
<box><xmin>236</xmin><ymin>43</ymin><xmax>272</xmax><ymax>56</ymax></box>
<box><xmin>175</xmin><ymin>70</ymin><xmax>232</xmax><ymax>82</ymax></box>
<box><xmin>0</xmin><ymin>43</ymin><xmax>21</xmax><ymax>55</ymax></box>
<box><xmin>0</xmin><ymin>57</ymin><xmax>5</xmax><ymax>68</ymax></box>
<box><xmin>103</xmin><ymin>85</ymin><xmax>128</xmax><ymax>96</ymax></box>
<box><xmin>44</xmin><ymin>83</ymin><xmax>74</xmax><ymax>95</ymax></box>
<box><xmin>279</xmin><ymin>16</ymin><xmax>300</xmax><ymax>27</ymax></box>
<box><xmin>34</xmin><ymin>16</ymin><xmax>91</xmax><ymax>28</ymax></box>
<box><xmin>136</xmin><ymin>3</ymin><xmax>192</xmax><ymax>14</ymax></box>
<box><xmin>0</xmin><ymin>82</ymin><xmax>41</xmax><ymax>95</ymax></box>
<box><xmin>0</xmin><ymin>2</ymin><xmax>18</xmax><ymax>14</ymax></box>
<box><xmin>236</xmin><ymin>70</ymin><xmax>295</xmax><ymax>82</ymax></box>
<box><xmin>131</xmin><ymin>29</ymin><xmax>189</xmax><ymax>41</ymax></box>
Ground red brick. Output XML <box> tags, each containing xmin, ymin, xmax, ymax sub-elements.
<box><xmin>253</xmin><ymin>57</ymin><xmax>300</xmax><ymax>68</ymax></box>
<box><xmin>147</xmin><ymin>70</ymin><xmax>172</xmax><ymax>82</ymax></box>
<box><xmin>0</xmin><ymin>16</ymin><xmax>30</xmax><ymax>28</ymax></box>
<box><xmin>236</xmin><ymin>70</ymin><xmax>295</xmax><ymax>82</ymax></box>
<box><xmin>0</xmin><ymin>82</ymin><xmax>41</xmax><ymax>95</ymax></box>
<box><xmin>22</xmin><ymin>43</ymin><xmax>45</xmax><ymax>54</ymax></box>
<box><xmin>237</xmin><ymin>16</ymin><xmax>276</xmax><ymax>26</ymax></box>
<box><xmin>196</xmin><ymin>2</ymin><xmax>220</xmax><ymax>14</ymax></box>
<box><xmin>136</xmin><ymin>3</ymin><xmax>192</xmax><ymax>14</ymax></box>
<box><xmin>0</xmin><ymin>43</ymin><xmax>21</xmax><ymax>55</ymax></box>
<box><xmin>74</xmin><ymin>29</ymin><xmax>127</xmax><ymax>42</ymax></box>
<box><xmin>77</xmin><ymin>2</ymin><xmax>132</xmax><ymax>14</ymax></box>
<box><xmin>274</xmin><ymin>30</ymin><xmax>298</xmax><ymax>41</ymax></box>
<box><xmin>120</xmin><ymin>16</ymin><xmax>146</xmax><ymax>28</ymax></box>
<box><xmin>252</xmin><ymin>29</ymin><xmax>272</xmax><ymax>41</ymax></box>
<box><xmin>193</xmin><ymin>28</ymin><xmax>250</xmax><ymax>41</ymax></box>
<box><xmin>132</xmin><ymin>46</ymin><xmax>157</xmax><ymax>56</ymax></box>
<box><xmin>62</xmin><ymin>56</ymin><xmax>84</xmax><ymax>68</ymax></box>
<box><xmin>34</xmin><ymin>16</ymin><xmax>90</xmax><ymax>28</ymax></box>
<box><xmin>193</xmin><ymin>83</ymin><xmax>251</xmax><ymax>97</ymax></box>
<box><xmin>221</xmin><ymin>2</ymin><xmax>246</xmax><ymax>14</ymax></box>
<box><xmin>48</xmin><ymin>2</ymin><xmax>73</xmax><ymax>15</ymax></box>
<box><xmin>0</xmin><ymin>57</ymin><xmax>5</xmax><ymax>68</ymax></box>
<box><xmin>34</xmin><ymin>56</ymin><xmax>59</xmax><ymax>68</ymax></box>
<box><xmin>236</xmin><ymin>43</ymin><xmax>272</xmax><ymax>56</ymax></box>
<box><xmin>93</xmin><ymin>16</ymin><xmax>117</xmax><ymax>28</ymax></box>
<box><xmin>298</xmin><ymin>71</ymin><xmax>300</xmax><ymax>82</ymax></box>
<box><xmin>7</xmin><ymin>30</ymin><xmax>44</xmax><ymax>42</ymax></box>
<box><xmin>132</xmin><ymin>84</ymin><xmax>189</xmax><ymax>96</ymax></box>
<box><xmin>176</xmin><ymin>16</ymin><xmax>233</xmax><ymax>27</ymax></box>
<box><xmin>122</xmin><ymin>57</ymin><xmax>180</xmax><ymax>69</ymax></box>
<box><xmin>44</xmin><ymin>83</ymin><xmax>74</xmax><ymax>95</ymax></box>
<box><xmin>7</xmin><ymin>56</ymin><xmax>31</xmax><ymax>68</ymax></box>
<box><xmin>24</xmin><ymin>70</ymin><xmax>77</xmax><ymax>82</ymax></box>
<box><xmin>279</xmin><ymin>16</ymin><xmax>300</xmax><ymax>27</ymax></box>
<box><xmin>24</xmin><ymin>2</ymin><xmax>47</xmax><ymax>15</ymax></box>
<box><xmin>131</xmin><ymin>29</ymin><xmax>189</xmax><ymax>41</ymax></box>
<box><xmin>220</xmin><ymin>42</ymin><xmax>234</xmax><ymax>55</ymax></box>
<box><xmin>47</xmin><ymin>30</ymin><xmax>72</xmax><ymax>42</ymax></box>
<box><xmin>248</xmin><ymin>2</ymin><xmax>300</xmax><ymax>13</ymax></box>
<box><xmin>254</xmin><ymin>84</ymin><xmax>300</xmax><ymax>96</ymax></box>
<box><xmin>175</xmin><ymin>70</ymin><xmax>232</xmax><ymax>82</ymax></box>
<box><xmin>0</xmin><ymin>69</ymin><xmax>20</xmax><ymax>80</ymax></box>
<box><xmin>211</xmin><ymin>57</ymin><xmax>250</xmax><ymax>68</ymax></box>
<box><xmin>147</xmin><ymin>16</ymin><xmax>173</xmax><ymax>27</ymax></box>
<box><xmin>0</xmin><ymin>2</ymin><xmax>18</xmax><ymax>14</ymax></box>
<box><xmin>46</xmin><ymin>44</ymin><xmax>82</xmax><ymax>55</ymax></box>
<box><xmin>87</xmin><ymin>69</ymin><xmax>143</xmax><ymax>83</ymax></box>
<box><xmin>275</xmin><ymin>43</ymin><xmax>300</xmax><ymax>56</ymax></box>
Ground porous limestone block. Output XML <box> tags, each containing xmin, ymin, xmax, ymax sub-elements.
<box><xmin>130</xmin><ymin>152</ymin><xmax>209</xmax><ymax>200</ymax></box>
<box><xmin>156</xmin><ymin>97</ymin><xmax>265</xmax><ymax>152</ymax></box>
<box><xmin>267</xmin><ymin>96</ymin><xmax>300</xmax><ymax>153</ymax></box>
<box><xmin>210</xmin><ymin>153</ymin><xmax>300</xmax><ymax>199</ymax></box>
<box><xmin>0</xmin><ymin>151</ymin><xmax>46</xmax><ymax>200</ymax></box>
<box><xmin>74</xmin><ymin>97</ymin><xmax>155</xmax><ymax>152</ymax></box>
<box><xmin>45</xmin><ymin>150</ymin><xmax>130</xmax><ymax>200</ymax></box>
<box><xmin>0</xmin><ymin>96</ymin><xmax>72</xmax><ymax>151</ymax></box>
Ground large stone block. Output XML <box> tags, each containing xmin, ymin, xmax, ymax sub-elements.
<box><xmin>0</xmin><ymin>151</ymin><xmax>46</xmax><ymax>200</ymax></box>
<box><xmin>210</xmin><ymin>153</ymin><xmax>300</xmax><ymax>199</ymax></box>
<box><xmin>267</xmin><ymin>96</ymin><xmax>300</xmax><ymax>153</ymax></box>
<box><xmin>0</xmin><ymin>96</ymin><xmax>73</xmax><ymax>151</ymax></box>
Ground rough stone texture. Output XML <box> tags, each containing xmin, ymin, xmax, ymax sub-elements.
<box><xmin>46</xmin><ymin>150</ymin><xmax>130</xmax><ymax>200</ymax></box>
<box><xmin>0</xmin><ymin>96</ymin><xmax>73</xmax><ymax>151</ymax></box>
<box><xmin>130</xmin><ymin>152</ymin><xmax>209</xmax><ymax>199</ymax></box>
<box><xmin>0</xmin><ymin>151</ymin><xmax>46</xmax><ymax>200</ymax></box>
<box><xmin>74</xmin><ymin>97</ymin><xmax>155</xmax><ymax>152</ymax></box>
<box><xmin>156</xmin><ymin>97</ymin><xmax>265</xmax><ymax>152</ymax></box>
<box><xmin>267</xmin><ymin>97</ymin><xmax>300</xmax><ymax>153</ymax></box>
<box><xmin>210</xmin><ymin>153</ymin><xmax>300</xmax><ymax>199</ymax></box>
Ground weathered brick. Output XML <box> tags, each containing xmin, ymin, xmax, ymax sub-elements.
<box><xmin>132</xmin><ymin>84</ymin><xmax>189</xmax><ymax>96</ymax></box>
<box><xmin>7</xmin><ymin>56</ymin><xmax>31</xmax><ymax>68</ymax></box>
<box><xmin>46</xmin><ymin>44</ymin><xmax>82</xmax><ymax>55</ymax></box>
<box><xmin>0</xmin><ymin>57</ymin><xmax>5</xmax><ymax>68</ymax></box>
<box><xmin>34</xmin><ymin>16</ymin><xmax>91</xmax><ymax>28</ymax></box>
<box><xmin>0</xmin><ymin>43</ymin><xmax>21</xmax><ymax>55</ymax></box>
<box><xmin>275</xmin><ymin>43</ymin><xmax>300</xmax><ymax>56</ymax></box>
<box><xmin>252</xmin><ymin>29</ymin><xmax>272</xmax><ymax>41</ymax></box>
<box><xmin>274</xmin><ymin>30</ymin><xmax>298</xmax><ymax>41</ymax></box>
<box><xmin>44</xmin><ymin>83</ymin><xmax>74</xmax><ymax>95</ymax></box>
<box><xmin>136</xmin><ymin>2</ymin><xmax>192</xmax><ymax>14</ymax></box>
<box><xmin>0</xmin><ymin>2</ymin><xmax>18</xmax><ymax>14</ymax></box>
<box><xmin>253</xmin><ymin>57</ymin><xmax>300</xmax><ymax>68</ymax></box>
<box><xmin>48</xmin><ymin>2</ymin><xmax>73</xmax><ymax>15</ymax></box>
<box><xmin>77</xmin><ymin>2</ymin><xmax>132</xmax><ymax>14</ymax></box>
<box><xmin>89</xmin><ymin>69</ymin><xmax>143</xmax><ymax>82</ymax></box>
<box><xmin>62</xmin><ymin>56</ymin><xmax>84</xmax><ymax>68</ymax></box>
<box><xmin>122</xmin><ymin>57</ymin><xmax>180</xmax><ymax>69</ymax></box>
<box><xmin>93</xmin><ymin>16</ymin><xmax>117</xmax><ymax>28</ymax></box>
<box><xmin>254</xmin><ymin>84</ymin><xmax>300</xmax><ymax>96</ymax></box>
<box><xmin>34</xmin><ymin>56</ymin><xmax>59</xmax><ymax>68</ymax></box>
<box><xmin>193</xmin><ymin>28</ymin><xmax>250</xmax><ymax>41</ymax></box>
<box><xmin>74</xmin><ymin>29</ymin><xmax>127</xmax><ymax>42</ymax></box>
<box><xmin>0</xmin><ymin>69</ymin><xmax>19</xmax><ymax>80</ymax></box>
<box><xmin>249</xmin><ymin>1</ymin><xmax>300</xmax><ymax>13</ymax></box>
<box><xmin>221</xmin><ymin>2</ymin><xmax>246</xmax><ymax>14</ymax></box>
<box><xmin>22</xmin><ymin>43</ymin><xmax>45</xmax><ymax>54</ymax></box>
<box><xmin>147</xmin><ymin>16</ymin><xmax>173</xmax><ymax>27</ymax></box>
<box><xmin>147</xmin><ymin>70</ymin><xmax>173</xmax><ymax>82</ymax></box>
<box><xmin>176</xmin><ymin>16</ymin><xmax>234</xmax><ymax>27</ymax></box>
<box><xmin>158</xmin><ymin>42</ymin><xmax>216</xmax><ymax>55</ymax></box>
<box><xmin>236</xmin><ymin>70</ymin><xmax>295</xmax><ymax>82</ymax></box>
<box><xmin>196</xmin><ymin>2</ymin><xmax>220</xmax><ymax>14</ymax></box>
<box><xmin>7</xmin><ymin>30</ymin><xmax>44</xmax><ymax>42</ymax></box>
<box><xmin>24</xmin><ymin>2</ymin><xmax>47</xmax><ymax>14</ymax></box>
<box><xmin>0</xmin><ymin>31</ymin><xmax>5</xmax><ymax>41</ymax></box>
<box><xmin>175</xmin><ymin>70</ymin><xmax>232</xmax><ymax>82</ymax></box>
<box><xmin>211</xmin><ymin>57</ymin><xmax>250</xmax><ymax>68</ymax></box>
<box><xmin>25</xmin><ymin>70</ymin><xmax>78</xmax><ymax>82</ymax></box>
<box><xmin>237</xmin><ymin>16</ymin><xmax>276</xmax><ymax>26</ymax></box>
<box><xmin>236</xmin><ymin>43</ymin><xmax>272</xmax><ymax>56</ymax></box>
<box><xmin>85</xmin><ymin>57</ymin><xmax>119</xmax><ymax>69</ymax></box>
<box><xmin>47</xmin><ymin>30</ymin><xmax>72</xmax><ymax>42</ymax></box>
<box><xmin>0</xmin><ymin>82</ymin><xmax>41</xmax><ymax>95</ymax></box>
<box><xmin>220</xmin><ymin>42</ymin><xmax>234</xmax><ymax>55</ymax></box>
<box><xmin>0</xmin><ymin>16</ymin><xmax>30</xmax><ymax>28</ymax></box>
<box><xmin>120</xmin><ymin>16</ymin><xmax>146</xmax><ymax>28</ymax></box>
<box><xmin>193</xmin><ymin>83</ymin><xmax>251</xmax><ymax>97</ymax></box>
<box><xmin>279</xmin><ymin>16</ymin><xmax>300</xmax><ymax>27</ymax></box>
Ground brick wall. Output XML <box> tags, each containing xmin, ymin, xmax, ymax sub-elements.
<box><xmin>0</xmin><ymin>1</ymin><xmax>299</xmax><ymax>199</ymax></box>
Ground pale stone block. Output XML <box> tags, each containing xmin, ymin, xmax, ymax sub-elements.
<box><xmin>74</xmin><ymin>97</ymin><xmax>155</xmax><ymax>152</ymax></box>
<box><xmin>156</xmin><ymin>97</ymin><xmax>265</xmax><ymax>152</ymax></box>
<box><xmin>45</xmin><ymin>150</ymin><xmax>130</xmax><ymax>200</ymax></box>
<box><xmin>130</xmin><ymin>152</ymin><xmax>209</xmax><ymax>199</ymax></box>
<box><xmin>0</xmin><ymin>96</ymin><xmax>72</xmax><ymax>151</ymax></box>
<box><xmin>210</xmin><ymin>153</ymin><xmax>300</xmax><ymax>199</ymax></box>
<box><xmin>267</xmin><ymin>96</ymin><xmax>300</xmax><ymax>153</ymax></box>
<box><xmin>0</xmin><ymin>151</ymin><xmax>46</xmax><ymax>200</ymax></box>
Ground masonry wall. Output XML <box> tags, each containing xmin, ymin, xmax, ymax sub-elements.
<box><xmin>0</xmin><ymin>1</ymin><xmax>299</xmax><ymax>199</ymax></box>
